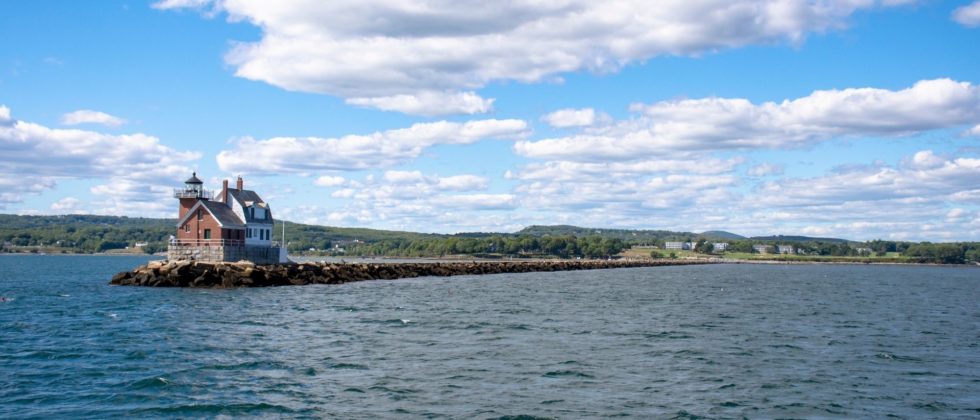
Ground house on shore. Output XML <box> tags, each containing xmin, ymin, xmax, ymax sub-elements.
<box><xmin>753</xmin><ymin>244</ymin><xmax>771</xmax><ymax>254</ymax></box>
<box><xmin>168</xmin><ymin>173</ymin><xmax>287</xmax><ymax>264</ymax></box>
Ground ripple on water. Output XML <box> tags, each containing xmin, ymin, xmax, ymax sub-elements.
<box><xmin>0</xmin><ymin>257</ymin><xmax>977</xmax><ymax>418</ymax></box>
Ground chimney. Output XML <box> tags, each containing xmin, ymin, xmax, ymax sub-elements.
<box><xmin>236</xmin><ymin>176</ymin><xmax>244</xmax><ymax>191</ymax></box>
<box><xmin>222</xmin><ymin>179</ymin><xmax>229</xmax><ymax>204</ymax></box>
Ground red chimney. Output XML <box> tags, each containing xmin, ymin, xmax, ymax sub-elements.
<box><xmin>222</xmin><ymin>179</ymin><xmax>229</xmax><ymax>204</ymax></box>
<box><xmin>236</xmin><ymin>176</ymin><xmax>244</xmax><ymax>191</ymax></box>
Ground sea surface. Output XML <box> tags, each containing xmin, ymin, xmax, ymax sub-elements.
<box><xmin>0</xmin><ymin>255</ymin><xmax>977</xmax><ymax>419</ymax></box>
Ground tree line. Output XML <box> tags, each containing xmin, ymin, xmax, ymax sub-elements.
<box><xmin>336</xmin><ymin>235</ymin><xmax>627</xmax><ymax>259</ymax></box>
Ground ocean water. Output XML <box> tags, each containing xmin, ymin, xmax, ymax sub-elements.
<box><xmin>0</xmin><ymin>255</ymin><xmax>977</xmax><ymax>419</ymax></box>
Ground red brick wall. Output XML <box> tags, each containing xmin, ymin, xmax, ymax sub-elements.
<box><xmin>178</xmin><ymin>198</ymin><xmax>198</xmax><ymax>221</ymax></box>
<box><xmin>177</xmin><ymin>207</ymin><xmax>223</xmax><ymax>241</ymax></box>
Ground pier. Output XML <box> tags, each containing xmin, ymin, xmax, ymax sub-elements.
<box><xmin>110</xmin><ymin>259</ymin><xmax>712</xmax><ymax>288</ymax></box>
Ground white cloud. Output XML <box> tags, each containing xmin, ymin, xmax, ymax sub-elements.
<box><xmin>747</xmin><ymin>163</ymin><xmax>785</xmax><ymax>176</ymax></box>
<box><xmin>61</xmin><ymin>109</ymin><xmax>126</xmax><ymax>127</ymax></box>
<box><xmin>0</xmin><ymin>105</ymin><xmax>199</xmax><ymax>213</ymax></box>
<box><xmin>965</xmin><ymin>124</ymin><xmax>980</xmax><ymax>137</ymax></box>
<box><xmin>946</xmin><ymin>208</ymin><xmax>968</xmax><ymax>221</ymax></box>
<box><xmin>50</xmin><ymin>197</ymin><xmax>85</xmax><ymax>213</ymax></box>
<box><xmin>313</xmin><ymin>175</ymin><xmax>347</xmax><ymax>187</ymax></box>
<box><xmin>151</xmin><ymin>0</ymin><xmax>211</xmax><ymax>10</ymax></box>
<box><xmin>217</xmin><ymin>119</ymin><xmax>528</xmax><ymax>174</ymax></box>
<box><xmin>952</xmin><ymin>1</ymin><xmax>980</xmax><ymax>27</ymax></box>
<box><xmin>753</xmin><ymin>150</ymin><xmax>980</xmax><ymax>207</ymax></box>
<box><xmin>542</xmin><ymin>108</ymin><xmax>596</xmax><ymax>128</ymax></box>
<box><xmin>157</xmin><ymin>0</ymin><xmax>916</xmax><ymax>115</ymax></box>
<box><xmin>347</xmin><ymin>91</ymin><xmax>493</xmax><ymax>116</ymax></box>
<box><xmin>516</xmin><ymin>79</ymin><xmax>980</xmax><ymax>161</ymax></box>
<box><xmin>288</xmin><ymin>170</ymin><xmax>508</xmax><ymax>231</ymax></box>
<box><xmin>0</xmin><ymin>105</ymin><xmax>10</xmax><ymax>122</ymax></box>
<box><xmin>507</xmin><ymin>157</ymin><xmax>743</xmax><ymax>182</ymax></box>
<box><xmin>379</xmin><ymin>170</ymin><xmax>489</xmax><ymax>191</ymax></box>
<box><xmin>441</xmin><ymin>194</ymin><xmax>517</xmax><ymax>210</ymax></box>
<box><xmin>383</xmin><ymin>170</ymin><xmax>427</xmax><ymax>184</ymax></box>
<box><xmin>437</xmin><ymin>174</ymin><xmax>488</xmax><ymax>191</ymax></box>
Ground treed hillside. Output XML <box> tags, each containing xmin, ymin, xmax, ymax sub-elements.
<box><xmin>750</xmin><ymin>234</ymin><xmax>849</xmax><ymax>243</ymax></box>
<box><xmin>516</xmin><ymin>225</ymin><xmax>697</xmax><ymax>243</ymax></box>
<box><xmin>0</xmin><ymin>214</ymin><xmax>175</xmax><ymax>253</ymax></box>
<box><xmin>272</xmin><ymin>220</ymin><xmax>441</xmax><ymax>248</ymax></box>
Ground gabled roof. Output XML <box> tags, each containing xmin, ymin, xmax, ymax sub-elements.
<box><xmin>228</xmin><ymin>189</ymin><xmax>264</xmax><ymax>205</ymax></box>
<box><xmin>227</xmin><ymin>189</ymin><xmax>273</xmax><ymax>224</ymax></box>
<box><xmin>176</xmin><ymin>200</ymin><xmax>245</xmax><ymax>228</ymax></box>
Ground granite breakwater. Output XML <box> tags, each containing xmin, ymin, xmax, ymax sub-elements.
<box><xmin>109</xmin><ymin>259</ymin><xmax>709</xmax><ymax>288</ymax></box>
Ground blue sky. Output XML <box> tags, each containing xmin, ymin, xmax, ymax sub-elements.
<box><xmin>1</xmin><ymin>1</ymin><xmax>979</xmax><ymax>241</ymax></box>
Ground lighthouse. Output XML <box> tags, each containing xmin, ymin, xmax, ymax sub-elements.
<box><xmin>168</xmin><ymin>173</ymin><xmax>286</xmax><ymax>264</ymax></box>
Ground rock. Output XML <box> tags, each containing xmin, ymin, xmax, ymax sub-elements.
<box><xmin>110</xmin><ymin>271</ymin><xmax>132</xmax><ymax>284</ymax></box>
<box><xmin>110</xmin><ymin>259</ymin><xmax>711</xmax><ymax>288</ymax></box>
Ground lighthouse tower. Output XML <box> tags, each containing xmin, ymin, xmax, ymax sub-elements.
<box><xmin>174</xmin><ymin>172</ymin><xmax>210</xmax><ymax>220</ymax></box>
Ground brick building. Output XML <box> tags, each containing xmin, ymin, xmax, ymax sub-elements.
<box><xmin>168</xmin><ymin>173</ymin><xmax>286</xmax><ymax>264</ymax></box>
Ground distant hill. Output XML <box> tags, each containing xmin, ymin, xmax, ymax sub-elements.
<box><xmin>0</xmin><ymin>214</ymin><xmax>175</xmax><ymax>253</ymax></box>
<box><xmin>749</xmin><ymin>234</ymin><xmax>850</xmax><ymax>243</ymax></box>
<box><xmin>273</xmin><ymin>220</ymin><xmax>441</xmax><ymax>249</ymax></box>
<box><xmin>699</xmin><ymin>230</ymin><xmax>746</xmax><ymax>240</ymax></box>
<box><xmin>516</xmin><ymin>225</ymin><xmax>695</xmax><ymax>242</ymax></box>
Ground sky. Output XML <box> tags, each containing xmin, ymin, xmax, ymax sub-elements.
<box><xmin>1</xmin><ymin>0</ymin><xmax>979</xmax><ymax>241</ymax></box>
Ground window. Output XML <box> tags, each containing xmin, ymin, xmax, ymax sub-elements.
<box><xmin>184</xmin><ymin>224</ymin><xmax>190</xmax><ymax>233</ymax></box>
<box><xmin>197</xmin><ymin>209</ymin><xmax>203</xmax><ymax>221</ymax></box>
<box><xmin>203</xmin><ymin>229</ymin><xmax>211</xmax><ymax>239</ymax></box>
<box><xmin>246</xmin><ymin>228</ymin><xmax>251</xmax><ymax>238</ymax></box>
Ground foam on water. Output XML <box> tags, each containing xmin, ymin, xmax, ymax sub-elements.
<box><xmin>1</xmin><ymin>255</ymin><xmax>978</xmax><ymax>418</ymax></box>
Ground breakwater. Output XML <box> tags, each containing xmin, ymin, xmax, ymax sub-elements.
<box><xmin>109</xmin><ymin>259</ymin><xmax>710</xmax><ymax>288</ymax></box>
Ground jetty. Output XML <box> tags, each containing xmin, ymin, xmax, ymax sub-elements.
<box><xmin>110</xmin><ymin>259</ymin><xmax>710</xmax><ymax>288</ymax></box>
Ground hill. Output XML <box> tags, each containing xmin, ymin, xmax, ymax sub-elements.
<box><xmin>699</xmin><ymin>230</ymin><xmax>746</xmax><ymax>240</ymax></box>
<box><xmin>749</xmin><ymin>234</ymin><xmax>850</xmax><ymax>243</ymax></box>
<box><xmin>0</xmin><ymin>214</ymin><xmax>175</xmax><ymax>253</ymax></box>
<box><xmin>516</xmin><ymin>225</ymin><xmax>695</xmax><ymax>243</ymax></box>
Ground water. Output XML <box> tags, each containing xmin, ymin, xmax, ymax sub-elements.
<box><xmin>0</xmin><ymin>255</ymin><xmax>977</xmax><ymax>419</ymax></box>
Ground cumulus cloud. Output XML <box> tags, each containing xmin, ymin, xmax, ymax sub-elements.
<box><xmin>151</xmin><ymin>0</ymin><xmax>211</xmax><ymax>10</ymax></box>
<box><xmin>155</xmin><ymin>0</ymin><xmax>915</xmax><ymax>115</ymax></box>
<box><xmin>0</xmin><ymin>105</ymin><xmax>10</xmax><ymax>122</ymax></box>
<box><xmin>217</xmin><ymin>119</ymin><xmax>528</xmax><ymax>174</ymax></box>
<box><xmin>61</xmin><ymin>109</ymin><xmax>126</xmax><ymax>127</ymax></box>
<box><xmin>0</xmin><ymin>105</ymin><xmax>199</xmax><ymax>213</ymax></box>
<box><xmin>747</xmin><ymin>163</ymin><xmax>785</xmax><ymax>176</ymax></box>
<box><xmin>952</xmin><ymin>1</ymin><xmax>980</xmax><ymax>27</ymax></box>
<box><xmin>296</xmin><ymin>170</ymin><xmax>513</xmax><ymax>231</ymax></box>
<box><xmin>50</xmin><ymin>197</ymin><xmax>85</xmax><ymax>213</ymax></box>
<box><xmin>965</xmin><ymin>124</ymin><xmax>980</xmax><ymax>137</ymax></box>
<box><xmin>507</xmin><ymin>157</ymin><xmax>743</xmax><ymax>182</ymax></box>
<box><xmin>313</xmin><ymin>175</ymin><xmax>347</xmax><ymax>187</ymax></box>
<box><xmin>542</xmin><ymin>108</ymin><xmax>596</xmax><ymax>128</ymax></box>
<box><xmin>347</xmin><ymin>91</ymin><xmax>494</xmax><ymax>116</ymax></box>
<box><xmin>516</xmin><ymin>79</ymin><xmax>980</xmax><ymax>161</ymax></box>
<box><xmin>754</xmin><ymin>150</ymin><xmax>980</xmax><ymax>207</ymax></box>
